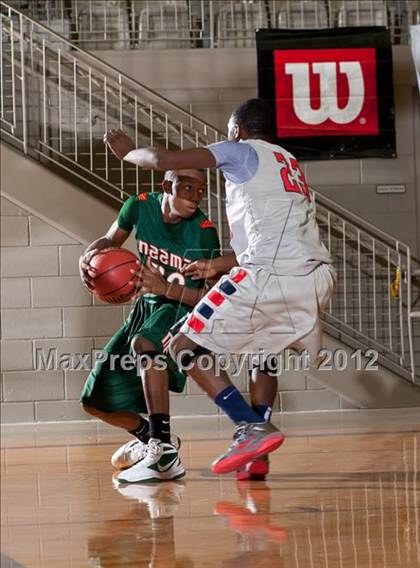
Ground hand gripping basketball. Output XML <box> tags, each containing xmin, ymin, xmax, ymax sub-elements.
<box><xmin>83</xmin><ymin>248</ymin><xmax>139</xmax><ymax>304</ymax></box>
<box><xmin>79</xmin><ymin>248</ymin><xmax>100</xmax><ymax>291</ymax></box>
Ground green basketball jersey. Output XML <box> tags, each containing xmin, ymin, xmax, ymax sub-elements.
<box><xmin>117</xmin><ymin>192</ymin><xmax>220</xmax><ymax>300</ymax></box>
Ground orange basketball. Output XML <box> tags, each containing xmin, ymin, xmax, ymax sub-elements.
<box><xmin>89</xmin><ymin>248</ymin><xmax>139</xmax><ymax>304</ymax></box>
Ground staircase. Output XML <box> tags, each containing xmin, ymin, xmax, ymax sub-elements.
<box><xmin>1</xmin><ymin>1</ymin><xmax>419</xmax><ymax>387</ymax></box>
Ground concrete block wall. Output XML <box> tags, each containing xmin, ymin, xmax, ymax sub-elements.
<box><xmin>1</xmin><ymin>194</ymin><xmax>354</xmax><ymax>422</ymax></box>
<box><xmin>177</xmin><ymin>369</ymin><xmax>357</xmax><ymax>415</ymax></box>
<box><xmin>0</xmin><ymin>195</ymin><xmax>117</xmax><ymax>422</ymax></box>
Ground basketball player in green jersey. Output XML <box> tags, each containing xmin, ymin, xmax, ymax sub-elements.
<box><xmin>80</xmin><ymin>167</ymin><xmax>220</xmax><ymax>482</ymax></box>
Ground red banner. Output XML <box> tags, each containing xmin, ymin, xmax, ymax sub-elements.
<box><xmin>257</xmin><ymin>28</ymin><xmax>396</xmax><ymax>160</ymax></box>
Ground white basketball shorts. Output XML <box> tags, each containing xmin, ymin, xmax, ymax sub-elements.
<box><xmin>179</xmin><ymin>263</ymin><xmax>336</xmax><ymax>363</ymax></box>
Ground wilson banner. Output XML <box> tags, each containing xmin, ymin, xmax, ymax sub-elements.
<box><xmin>256</xmin><ymin>27</ymin><xmax>396</xmax><ymax>160</ymax></box>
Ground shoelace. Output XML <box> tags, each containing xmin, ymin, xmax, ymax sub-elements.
<box><xmin>228</xmin><ymin>422</ymin><xmax>252</xmax><ymax>451</ymax></box>
<box><xmin>145</xmin><ymin>439</ymin><xmax>161</xmax><ymax>459</ymax></box>
<box><xmin>128</xmin><ymin>441</ymin><xmax>144</xmax><ymax>459</ymax></box>
<box><xmin>230</xmin><ymin>421</ymin><xmax>269</xmax><ymax>449</ymax></box>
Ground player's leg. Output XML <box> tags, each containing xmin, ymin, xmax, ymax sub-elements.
<box><xmin>81</xmin><ymin>359</ymin><xmax>150</xmax><ymax>469</ymax></box>
<box><xmin>169</xmin><ymin>333</ymin><xmax>285</xmax><ymax>475</ymax></box>
<box><xmin>236</xmin><ymin>363</ymin><xmax>278</xmax><ymax>481</ymax></box>
<box><xmin>117</xmin><ymin>335</ymin><xmax>184</xmax><ymax>483</ymax></box>
<box><xmin>133</xmin><ymin>336</ymin><xmax>171</xmax><ymax>439</ymax></box>
<box><xmin>81</xmin><ymin>403</ymin><xmax>147</xmax><ymax>433</ymax></box>
<box><xmin>80</xmin><ymin>299</ymin><xmax>154</xmax><ymax>469</ymax></box>
<box><xmin>249</xmin><ymin>358</ymin><xmax>278</xmax><ymax>422</ymax></box>
<box><xmin>117</xmin><ymin>305</ymin><xmax>187</xmax><ymax>483</ymax></box>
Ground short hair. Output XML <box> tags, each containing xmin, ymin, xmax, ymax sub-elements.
<box><xmin>231</xmin><ymin>98</ymin><xmax>276</xmax><ymax>139</ymax></box>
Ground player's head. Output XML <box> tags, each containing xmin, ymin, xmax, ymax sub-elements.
<box><xmin>162</xmin><ymin>169</ymin><xmax>206</xmax><ymax>219</ymax></box>
<box><xmin>227</xmin><ymin>98</ymin><xmax>276</xmax><ymax>143</ymax></box>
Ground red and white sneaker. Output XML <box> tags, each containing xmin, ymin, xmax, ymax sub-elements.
<box><xmin>212</xmin><ymin>422</ymin><xmax>285</xmax><ymax>475</ymax></box>
<box><xmin>236</xmin><ymin>454</ymin><xmax>270</xmax><ymax>481</ymax></box>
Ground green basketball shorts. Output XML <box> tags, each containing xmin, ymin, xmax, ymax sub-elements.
<box><xmin>80</xmin><ymin>296</ymin><xmax>189</xmax><ymax>414</ymax></box>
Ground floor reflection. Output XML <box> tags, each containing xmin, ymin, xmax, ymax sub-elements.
<box><xmin>88</xmin><ymin>479</ymin><xmax>190</xmax><ymax>567</ymax></box>
<box><xmin>214</xmin><ymin>482</ymin><xmax>288</xmax><ymax>568</ymax></box>
<box><xmin>215</xmin><ymin>481</ymin><xmax>288</xmax><ymax>543</ymax></box>
<box><xmin>1</xmin><ymin>413</ymin><xmax>419</xmax><ymax>567</ymax></box>
<box><xmin>284</xmin><ymin>434</ymin><xmax>420</xmax><ymax>568</ymax></box>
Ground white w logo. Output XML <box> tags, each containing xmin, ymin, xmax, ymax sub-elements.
<box><xmin>285</xmin><ymin>62</ymin><xmax>365</xmax><ymax>125</ymax></box>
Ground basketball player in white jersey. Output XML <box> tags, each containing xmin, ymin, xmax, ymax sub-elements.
<box><xmin>104</xmin><ymin>99</ymin><xmax>336</xmax><ymax>481</ymax></box>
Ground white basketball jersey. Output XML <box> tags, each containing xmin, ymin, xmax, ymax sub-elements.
<box><xmin>225</xmin><ymin>139</ymin><xmax>332</xmax><ymax>275</ymax></box>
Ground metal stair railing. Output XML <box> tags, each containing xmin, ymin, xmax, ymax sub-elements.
<box><xmin>314</xmin><ymin>193</ymin><xmax>420</xmax><ymax>383</ymax></box>
<box><xmin>1</xmin><ymin>1</ymin><xmax>419</xmax><ymax>383</ymax></box>
<box><xmin>0</xmin><ymin>1</ymin><xmax>225</xmax><ymax>238</ymax></box>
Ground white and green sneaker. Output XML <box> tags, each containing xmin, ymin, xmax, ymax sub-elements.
<box><xmin>117</xmin><ymin>438</ymin><xmax>185</xmax><ymax>483</ymax></box>
<box><xmin>111</xmin><ymin>439</ymin><xmax>146</xmax><ymax>470</ymax></box>
<box><xmin>111</xmin><ymin>435</ymin><xmax>181</xmax><ymax>470</ymax></box>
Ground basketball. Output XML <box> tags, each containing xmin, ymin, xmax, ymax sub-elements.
<box><xmin>89</xmin><ymin>248</ymin><xmax>139</xmax><ymax>304</ymax></box>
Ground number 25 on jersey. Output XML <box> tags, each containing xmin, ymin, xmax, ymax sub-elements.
<box><xmin>274</xmin><ymin>152</ymin><xmax>310</xmax><ymax>201</ymax></box>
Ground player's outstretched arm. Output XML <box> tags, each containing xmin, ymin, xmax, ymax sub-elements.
<box><xmin>124</xmin><ymin>147</ymin><xmax>216</xmax><ymax>171</ymax></box>
<box><xmin>79</xmin><ymin>221</ymin><xmax>130</xmax><ymax>290</ymax></box>
<box><xmin>104</xmin><ymin>128</ymin><xmax>216</xmax><ymax>170</ymax></box>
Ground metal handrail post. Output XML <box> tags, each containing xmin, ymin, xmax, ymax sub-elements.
<box><xmin>19</xmin><ymin>12</ymin><xmax>27</xmax><ymax>153</ymax></box>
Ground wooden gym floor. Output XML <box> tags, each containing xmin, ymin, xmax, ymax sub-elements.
<box><xmin>1</xmin><ymin>408</ymin><xmax>419</xmax><ymax>568</ymax></box>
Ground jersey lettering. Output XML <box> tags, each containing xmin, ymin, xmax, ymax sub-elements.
<box><xmin>150</xmin><ymin>261</ymin><xmax>185</xmax><ymax>286</ymax></box>
<box><xmin>169</xmin><ymin>252</ymin><xmax>183</xmax><ymax>271</ymax></box>
<box><xmin>167</xmin><ymin>272</ymin><xmax>186</xmax><ymax>286</ymax></box>
<box><xmin>273</xmin><ymin>152</ymin><xmax>310</xmax><ymax>201</ymax></box>
<box><xmin>159</xmin><ymin>249</ymin><xmax>169</xmax><ymax>265</ymax></box>
<box><xmin>137</xmin><ymin>240</ymin><xmax>191</xmax><ymax>271</ymax></box>
<box><xmin>149</xmin><ymin>244</ymin><xmax>159</xmax><ymax>261</ymax></box>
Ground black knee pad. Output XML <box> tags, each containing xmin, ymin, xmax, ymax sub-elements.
<box><xmin>177</xmin><ymin>345</ymin><xmax>211</xmax><ymax>368</ymax></box>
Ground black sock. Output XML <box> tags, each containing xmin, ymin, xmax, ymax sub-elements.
<box><xmin>128</xmin><ymin>416</ymin><xmax>150</xmax><ymax>443</ymax></box>
<box><xmin>149</xmin><ymin>413</ymin><xmax>171</xmax><ymax>444</ymax></box>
